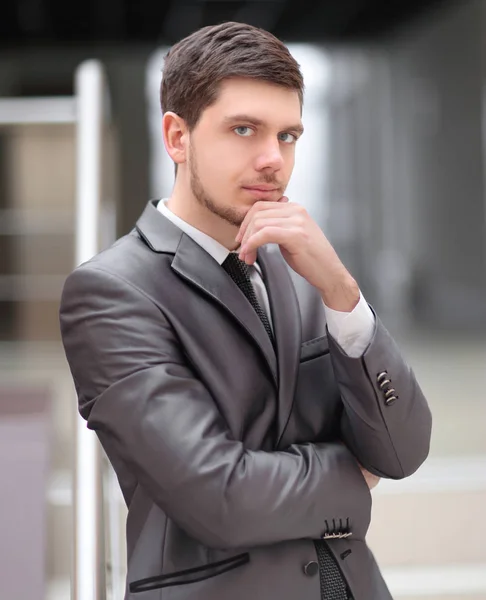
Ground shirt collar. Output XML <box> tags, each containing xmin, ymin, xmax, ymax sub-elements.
<box><xmin>157</xmin><ymin>199</ymin><xmax>261</xmax><ymax>274</ymax></box>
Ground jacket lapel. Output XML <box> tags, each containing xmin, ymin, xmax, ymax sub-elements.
<box><xmin>171</xmin><ymin>235</ymin><xmax>278</xmax><ymax>385</ymax></box>
<box><xmin>136</xmin><ymin>201</ymin><xmax>278</xmax><ymax>386</ymax></box>
<box><xmin>258</xmin><ymin>245</ymin><xmax>301</xmax><ymax>448</ymax></box>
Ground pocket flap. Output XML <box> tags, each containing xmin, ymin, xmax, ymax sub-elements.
<box><xmin>300</xmin><ymin>335</ymin><xmax>329</xmax><ymax>363</ymax></box>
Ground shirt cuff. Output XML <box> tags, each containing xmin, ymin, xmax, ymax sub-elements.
<box><xmin>324</xmin><ymin>292</ymin><xmax>375</xmax><ymax>358</ymax></box>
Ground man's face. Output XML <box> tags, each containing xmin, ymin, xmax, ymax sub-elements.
<box><xmin>187</xmin><ymin>77</ymin><xmax>303</xmax><ymax>227</ymax></box>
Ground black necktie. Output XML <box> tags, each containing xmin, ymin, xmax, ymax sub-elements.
<box><xmin>222</xmin><ymin>253</ymin><xmax>274</xmax><ymax>345</ymax></box>
<box><xmin>314</xmin><ymin>541</ymin><xmax>351</xmax><ymax>600</ymax></box>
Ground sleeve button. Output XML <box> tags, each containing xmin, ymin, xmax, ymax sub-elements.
<box><xmin>377</xmin><ymin>371</ymin><xmax>388</xmax><ymax>385</ymax></box>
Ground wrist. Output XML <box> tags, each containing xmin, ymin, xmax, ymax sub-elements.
<box><xmin>318</xmin><ymin>273</ymin><xmax>360</xmax><ymax>312</ymax></box>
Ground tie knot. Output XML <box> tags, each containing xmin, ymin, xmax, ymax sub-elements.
<box><xmin>222</xmin><ymin>252</ymin><xmax>251</xmax><ymax>280</ymax></box>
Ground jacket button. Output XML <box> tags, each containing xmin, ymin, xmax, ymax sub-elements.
<box><xmin>303</xmin><ymin>561</ymin><xmax>319</xmax><ymax>576</ymax></box>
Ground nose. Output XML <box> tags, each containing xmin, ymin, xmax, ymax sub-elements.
<box><xmin>254</xmin><ymin>137</ymin><xmax>284</xmax><ymax>172</ymax></box>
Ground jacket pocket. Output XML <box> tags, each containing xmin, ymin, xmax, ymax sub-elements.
<box><xmin>300</xmin><ymin>335</ymin><xmax>329</xmax><ymax>363</ymax></box>
<box><xmin>129</xmin><ymin>553</ymin><xmax>250</xmax><ymax>594</ymax></box>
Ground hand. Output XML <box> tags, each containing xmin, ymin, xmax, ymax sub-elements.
<box><xmin>359</xmin><ymin>465</ymin><xmax>381</xmax><ymax>490</ymax></box>
<box><xmin>236</xmin><ymin>198</ymin><xmax>360</xmax><ymax>311</ymax></box>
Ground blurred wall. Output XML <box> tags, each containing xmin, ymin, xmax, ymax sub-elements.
<box><xmin>325</xmin><ymin>0</ymin><xmax>486</xmax><ymax>331</ymax></box>
<box><xmin>389</xmin><ymin>0</ymin><xmax>486</xmax><ymax>330</ymax></box>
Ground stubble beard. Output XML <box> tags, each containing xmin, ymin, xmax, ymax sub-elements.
<box><xmin>189</xmin><ymin>146</ymin><xmax>245</xmax><ymax>228</ymax></box>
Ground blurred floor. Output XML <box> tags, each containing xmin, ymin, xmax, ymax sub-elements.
<box><xmin>1</xmin><ymin>326</ymin><xmax>485</xmax><ymax>600</ymax></box>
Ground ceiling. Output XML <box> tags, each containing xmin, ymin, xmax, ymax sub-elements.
<box><xmin>1</xmin><ymin>0</ymin><xmax>455</xmax><ymax>48</ymax></box>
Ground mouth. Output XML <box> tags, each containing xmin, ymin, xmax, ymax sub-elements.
<box><xmin>241</xmin><ymin>185</ymin><xmax>282</xmax><ymax>200</ymax></box>
<box><xmin>242</xmin><ymin>185</ymin><xmax>280</xmax><ymax>192</ymax></box>
<box><xmin>242</xmin><ymin>187</ymin><xmax>281</xmax><ymax>200</ymax></box>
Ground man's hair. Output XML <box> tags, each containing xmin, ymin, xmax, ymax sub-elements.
<box><xmin>161</xmin><ymin>22</ymin><xmax>304</xmax><ymax>130</ymax></box>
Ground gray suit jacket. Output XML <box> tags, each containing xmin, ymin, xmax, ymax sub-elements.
<box><xmin>60</xmin><ymin>200</ymin><xmax>432</xmax><ymax>600</ymax></box>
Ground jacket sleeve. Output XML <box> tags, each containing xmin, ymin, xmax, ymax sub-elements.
<box><xmin>60</xmin><ymin>264</ymin><xmax>372</xmax><ymax>550</ymax></box>
<box><xmin>328</xmin><ymin>313</ymin><xmax>432</xmax><ymax>480</ymax></box>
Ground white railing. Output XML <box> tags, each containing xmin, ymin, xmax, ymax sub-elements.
<box><xmin>0</xmin><ymin>96</ymin><xmax>76</xmax><ymax>125</ymax></box>
<box><xmin>73</xmin><ymin>60</ymin><xmax>107</xmax><ymax>600</ymax></box>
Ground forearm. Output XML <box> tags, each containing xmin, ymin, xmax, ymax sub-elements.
<box><xmin>331</xmin><ymin>316</ymin><xmax>432</xmax><ymax>478</ymax></box>
<box><xmin>88</xmin><ymin>373</ymin><xmax>371</xmax><ymax>549</ymax></box>
<box><xmin>318</xmin><ymin>278</ymin><xmax>431</xmax><ymax>478</ymax></box>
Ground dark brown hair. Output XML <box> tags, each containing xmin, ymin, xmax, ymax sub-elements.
<box><xmin>161</xmin><ymin>22</ymin><xmax>304</xmax><ymax>130</ymax></box>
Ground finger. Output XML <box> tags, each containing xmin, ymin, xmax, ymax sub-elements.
<box><xmin>239</xmin><ymin>248</ymin><xmax>258</xmax><ymax>265</ymax></box>
<box><xmin>241</xmin><ymin>226</ymin><xmax>298</xmax><ymax>257</ymax></box>
<box><xmin>236</xmin><ymin>200</ymin><xmax>292</xmax><ymax>243</ymax></box>
<box><xmin>236</xmin><ymin>204</ymin><xmax>295</xmax><ymax>244</ymax></box>
<box><xmin>240</xmin><ymin>205</ymin><xmax>305</xmax><ymax>248</ymax></box>
<box><xmin>240</xmin><ymin>217</ymin><xmax>295</xmax><ymax>249</ymax></box>
<box><xmin>235</xmin><ymin>202</ymin><xmax>269</xmax><ymax>243</ymax></box>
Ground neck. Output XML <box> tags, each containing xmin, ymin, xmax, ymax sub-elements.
<box><xmin>167</xmin><ymin>173</ymin><xmax>240</xmax><ymax>251</ymax></box>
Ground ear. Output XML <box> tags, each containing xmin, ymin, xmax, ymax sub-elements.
<box><xmin>162</xmin><ymin>111</ymin><xmax>188</xmax><ymax>165</ymax></box>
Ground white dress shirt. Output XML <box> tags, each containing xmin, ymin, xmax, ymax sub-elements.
<box><xmin>157</xmin><ymin>199</ymin><xmax>375</xmax><ymax>357</ymax></box>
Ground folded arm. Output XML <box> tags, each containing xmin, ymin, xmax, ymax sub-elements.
<box><xmin>60</xmin><ymin>265</ymin><xmax>372</xmax><ymax>550</ymax></box>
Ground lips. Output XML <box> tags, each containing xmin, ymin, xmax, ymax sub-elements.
<box><xmin>242</xmin><ymin>186</ymin><xmax>281</xmax><ymax>198</ymax></box>
<box><xmin>243</xmin><ymin>185</ymin><xmax>279</xmax><ymax>192</ymax></box>
<box><xmin>242</xmin><ymin>187</ymin><xmax>281</xmax><ymax>200</ymax></box>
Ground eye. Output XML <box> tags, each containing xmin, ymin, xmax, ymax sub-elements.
<box><xmin>234</xmin><ymin>126</ymin><xmax>254</xmax><ymax>137</ymax></box>
<box><xmin>278</xmin><ymin>132</ymin><xmax>297</xmax><ymax>144</ymax></box>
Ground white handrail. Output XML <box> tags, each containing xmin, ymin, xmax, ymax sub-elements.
<box><xmin>73</xmin><ymin>59</ymin><xmax>107</xmax><ymax>600</ymax></box>
<box><xmin>0</xmin><ymin>97</ymin><xmax>76</xmax><ymax>125</ymax></box>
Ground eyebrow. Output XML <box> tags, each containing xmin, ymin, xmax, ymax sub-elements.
<box><xmin>222</xmin><ymin>114</ymin><xmax>304</xmax><ymax>136</ymax></box>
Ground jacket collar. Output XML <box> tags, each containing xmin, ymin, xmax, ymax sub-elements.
<box><xmin>135</xmin><ymin>199</ymin><xmax>184</xmax><ymax>254</ymax></box>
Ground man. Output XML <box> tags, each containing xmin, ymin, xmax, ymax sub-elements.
<box><xmin>60</xmin><ymin>22</ymin><xmax>432</xmax><ymax>600</ymax></box>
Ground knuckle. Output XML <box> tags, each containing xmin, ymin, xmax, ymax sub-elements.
<box><xmin>299</xmin><ymin>230</ymin><xmax>311</xmax><ymax>244</ymax></box>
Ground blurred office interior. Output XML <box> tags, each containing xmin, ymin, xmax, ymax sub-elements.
<box><xmin>0</xmin><ymin>0</ymin><xmax>485</xmax><ymax>598</ymax></box>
